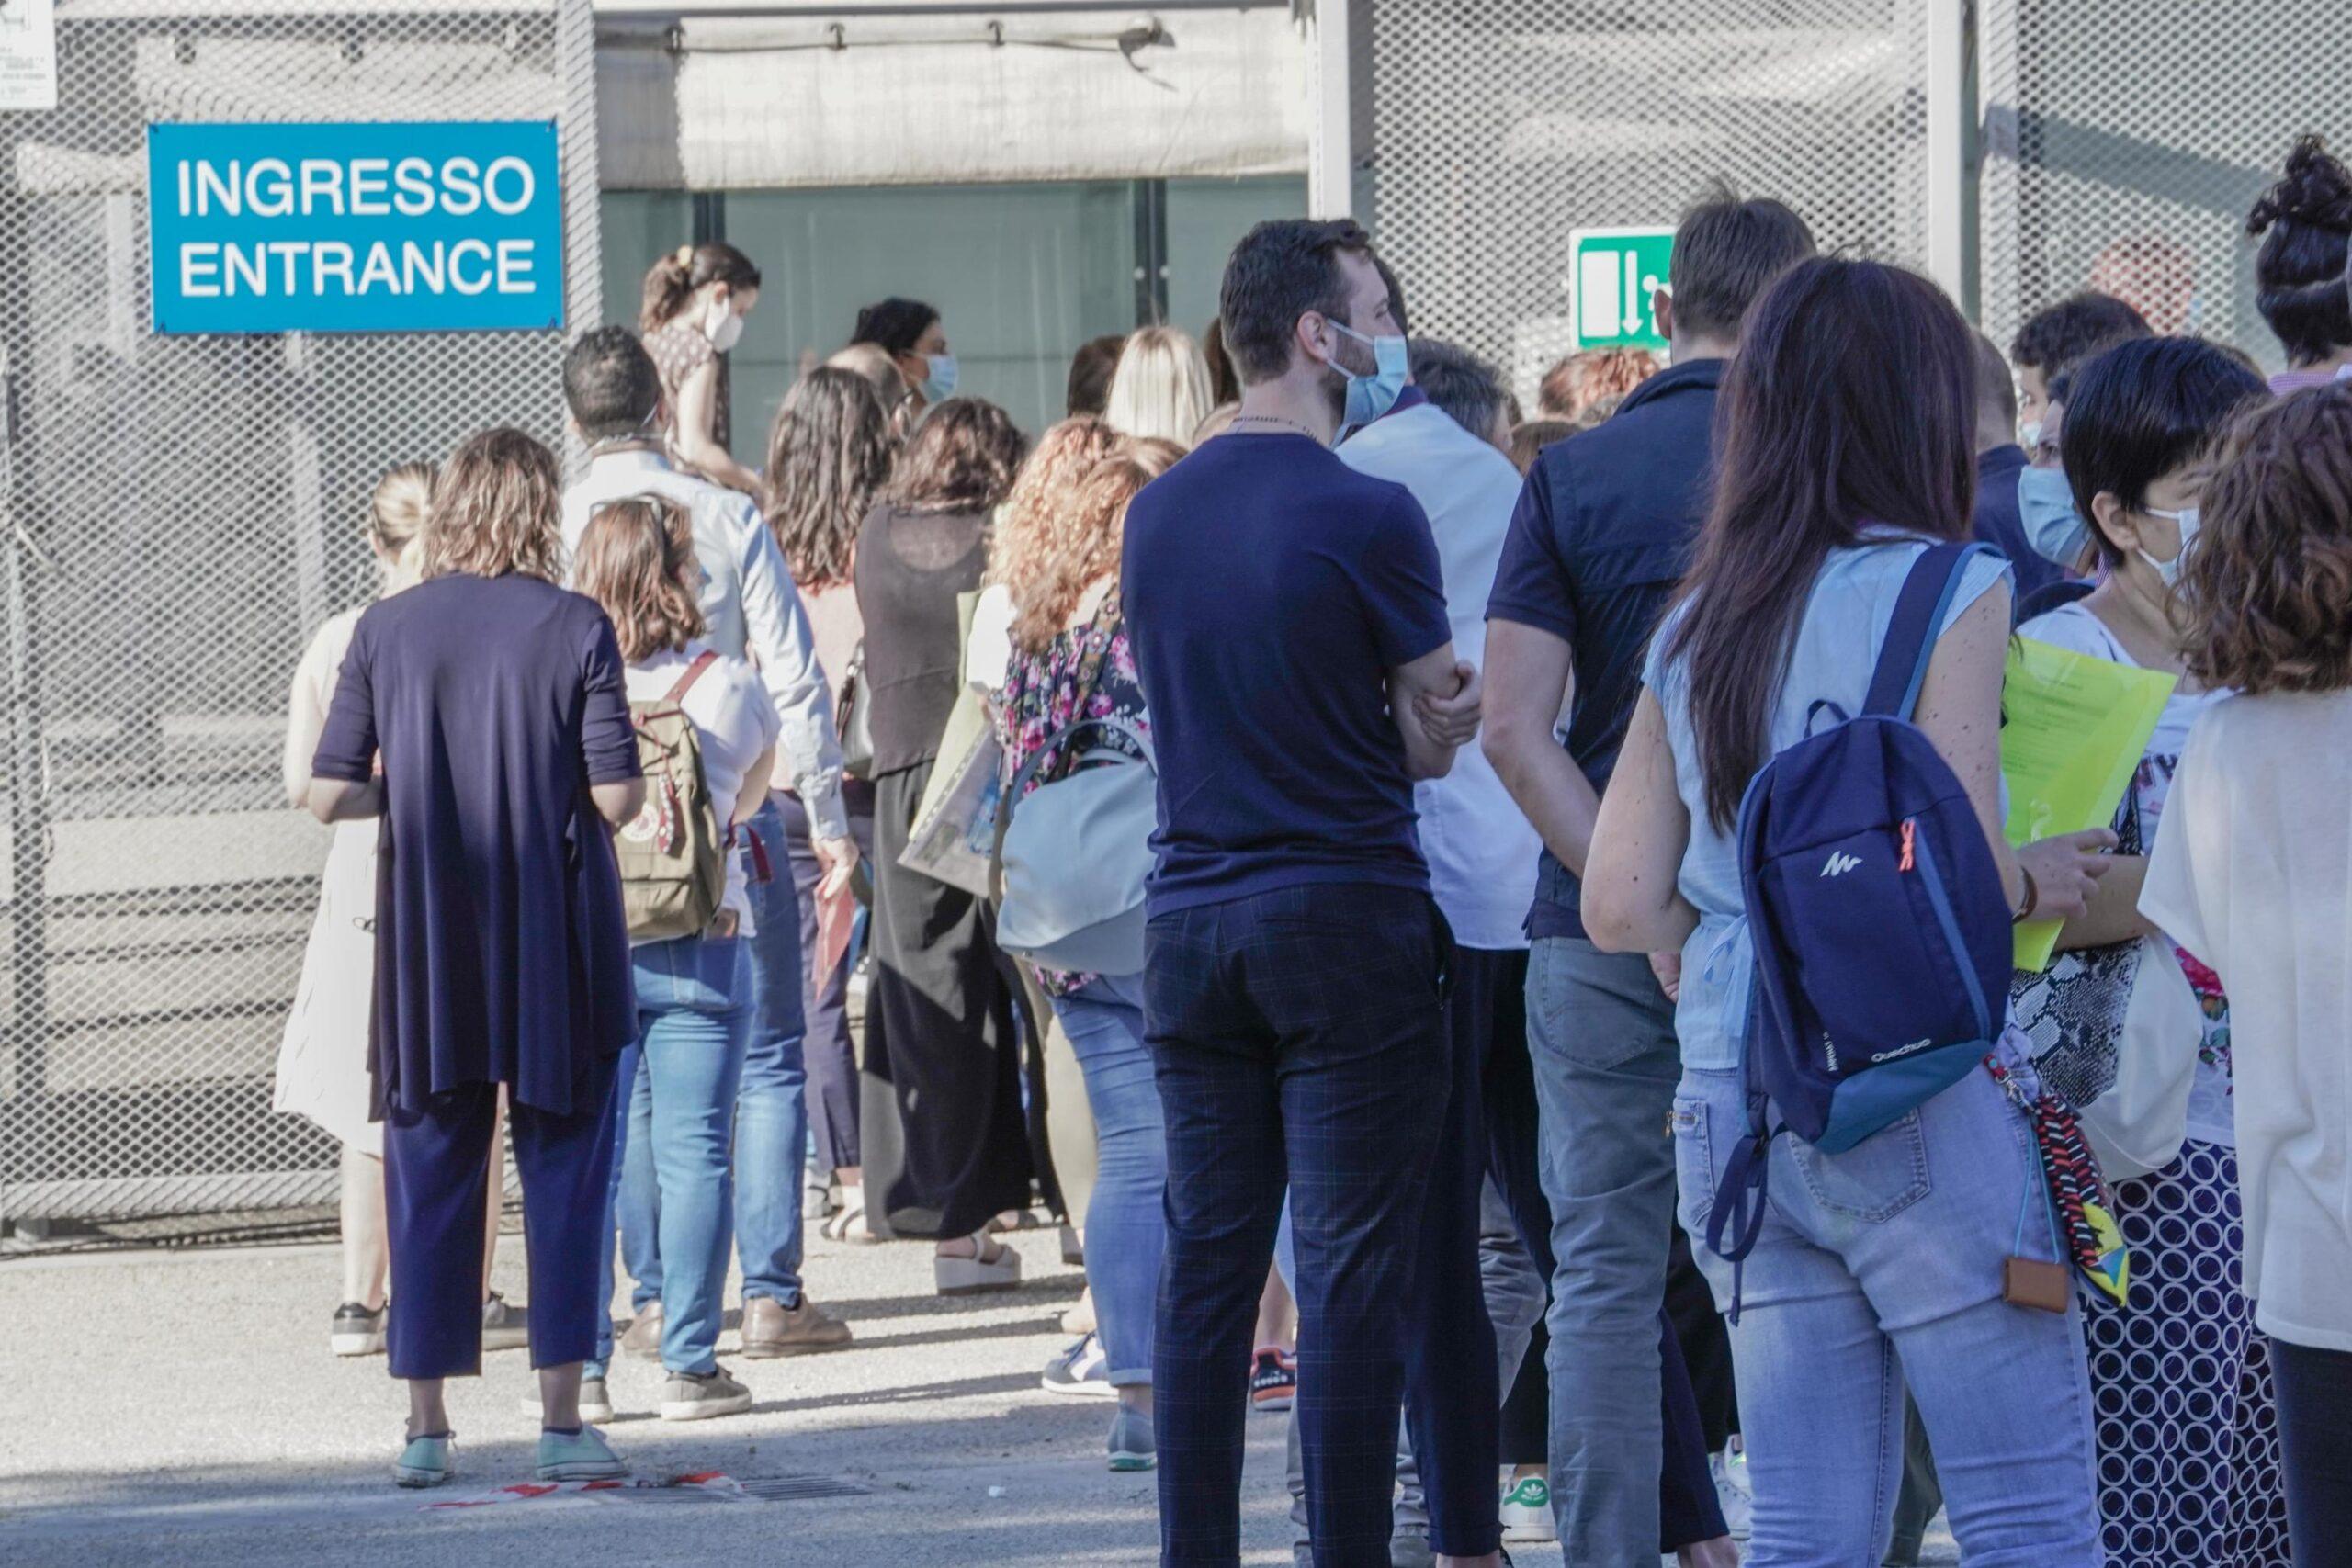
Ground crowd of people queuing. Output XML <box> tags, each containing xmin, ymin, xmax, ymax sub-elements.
<box><xmin>267</xmin><ymin>131</ymin><xmax>2352</xmax><ymax>1565</ymax></box>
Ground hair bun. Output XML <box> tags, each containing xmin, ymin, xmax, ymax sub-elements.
<box><xmin>2248</xmin><ymin>134</ymin><xmax>2352</xmax><ymax>237</ymax></box>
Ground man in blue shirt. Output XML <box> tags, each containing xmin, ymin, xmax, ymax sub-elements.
<box><xmin>1483</xmin><ymin>191</ymin><xmax>1813</xmax><ymax>1567</ymax></box>
<box><xmin>1124</xmin><ymin>217</ymin><xmax>1485</xmax><ymax>1567</ymax></box>
<box><xmin>560</xmin><ymin>330</ymin><xmax>858</xmax><ymax>1392</ymax></box>
<box><xmin>1971</xmin><ymin>331</ymin><xmax>2065</xmax><ymax>605</ymax></box>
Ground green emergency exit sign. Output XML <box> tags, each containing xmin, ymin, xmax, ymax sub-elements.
<box><xmin>1570</xmin><ymin>226</ymin><xmax>1674</xmax><ymax>350</ymax></box>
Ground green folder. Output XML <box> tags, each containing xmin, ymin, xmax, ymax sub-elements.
<box><xmin>2001</xmin><ymin>634</ymin><xmax>2177</xmax><ymax>971</ymax></box>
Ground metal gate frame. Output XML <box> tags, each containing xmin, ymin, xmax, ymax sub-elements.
<box><xmin>0</xmin><ymin>0</ymin><xmax>601</xmax><ymax>1226</ymax></box>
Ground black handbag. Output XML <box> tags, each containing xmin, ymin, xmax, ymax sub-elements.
<box><xmin>838</xmin><ymin>641</ymin><xmax>875</xmax><ymax>782</ymax></box>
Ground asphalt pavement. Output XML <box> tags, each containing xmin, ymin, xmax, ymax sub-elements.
<box><xmin>0</xmin><ymin>1220</ymin><xmax>1957</xmax><ymax>1566</ymax></box>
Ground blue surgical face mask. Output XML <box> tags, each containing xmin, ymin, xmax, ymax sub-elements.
<box><xmin>2139</xmin><ymin>504</ymin><xmax>2199</xmax><ymax>589</ymax></box>
<box><xmin>2017</xmin><ymin>464</ymin><xmax>2091</xmax><ymax>570</ymax></box>
<box><xmin>921</xmin><ymin>354</ymin><xmax>958</xmax><ymax>404</ymax></box>
<box><xmin>1328</xmin><ymin>320</ymin><xmax>1409</xmax><ymax>430</ymax></box>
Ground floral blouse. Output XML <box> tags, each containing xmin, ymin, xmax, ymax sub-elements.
<box><xmin>994</xmin><ymin>592</ymin><xmax>1149</xmax><ymax>998</ymax></box>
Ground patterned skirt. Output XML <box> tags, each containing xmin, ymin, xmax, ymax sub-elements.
<box><xmin>2084</xmin><ymin>1139</ymin><xmax>2290</xmax><ymax>1566</ymax></box>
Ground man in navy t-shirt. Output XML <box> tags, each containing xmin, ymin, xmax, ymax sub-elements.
<box><xmin>1482</xmin><ymin>190</ymin><xmax>1813</xmax><ymax>1565</ymax></box>
<box><xmin>1123</xmin><ymin>217</ymin><xmax>1483</xmax><ymax>1567</ymax></box>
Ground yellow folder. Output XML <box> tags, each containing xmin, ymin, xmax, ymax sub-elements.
<box><xmin>2001</xmin><ymin>635</ymin><xmax>2177</xmax><ymax>971</ymax></box>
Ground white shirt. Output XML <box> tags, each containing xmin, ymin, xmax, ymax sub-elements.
<box><xmin>626</xmin><ymin>643</ymin><xmax>781</xmax><ymax>931</ymax></box>
<box><xmin>2022</xmin><ymin>600</ymin><xmax>2235</xmax><ymax>1149</ymax></box>
<box><xmin>2141</xmin><ymin>690</ymin><xmax>2352</xmax><ymax>1353</ymax></box>
<box><xmin>1339</xmin><ymin>401</ymin><xmax>1540</xmax><ymax>950</ymax></box>
<box><xmin>563</xmin><ymin>446</ymin><xmax>848</xmax><ymax>842</ymax></box>
<box><xmin>964</xmin><ymin>581</ymin><xmax>1016</xmax><ymax>699</ymax></box>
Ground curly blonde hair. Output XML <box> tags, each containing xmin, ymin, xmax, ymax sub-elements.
<box><xmin>1001</xmin><ymin>437</ymin><xmax>1182</xmax><ymax>652</ymax></box>
<box><xmin>423</xmin><ymin>427</ymin><xmax>565</xmax><ymax>582</ymax></box>
<box><xmin>573</xmin><ymin>493</ymin><xmax>707</xmax><ymax>663</ymax></box>
<box><xmin>2182</xmin><ymin>385</ymin><xmax>2352</xmax><ymax>695</ymax></box>
<box><xmin>989</xmin><ymin>415</ymin><xmax>1121</xmax><ymax>590</ymax></box>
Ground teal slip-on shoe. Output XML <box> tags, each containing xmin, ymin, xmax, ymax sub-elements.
<box><xmin>535</xmin><ymin>1425</ymin><xmax>628</xmax><ymax>1483</ymax></box>
<box><xmin>393</xmin><ymin>1432</ymin><xmax>454</xmax><ymax>1488</ymax></box>
<box><xmin>1107</xmin><ymin>1404</ymin><xmax>1156</xmax><ymax>1472</ymax></box>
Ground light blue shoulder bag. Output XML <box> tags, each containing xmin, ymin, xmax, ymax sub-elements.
<box><xmin>993</xmin><ymin>715</ymin><xmax>1157</xmax><ymax>976</ymax></box>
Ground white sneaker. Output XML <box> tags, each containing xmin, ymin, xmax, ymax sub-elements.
<box><xmin>1499</xmin><ymin>1472</ymin><xmax>1555</xmax><ymax>1542</ymax></box>
<box><xmin>1041</xmin><ymin>1333</ymin><xmax>1114</xmax><ymax>1399</ymax></box>
<box><xmin>1712</xmin><ymin>1440</ymin><xmax>1754</xmax><ymax>1542</ymax></box>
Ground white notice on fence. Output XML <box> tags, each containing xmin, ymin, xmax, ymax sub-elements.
<box><xmin>0</xmin><ymin>0</ymin><xmax>57</xmax><ymax>113</ymax></box>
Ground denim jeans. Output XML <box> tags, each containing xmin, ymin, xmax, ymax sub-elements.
<box><xmin>778</xmin><ymin>784</ymin><xmax>875</xmax><ymax>1174</ymax></box>
<box><xmin>1049</xmin><ymin>972</ymin><xmax>1164</xmax><ymax>1387</ymax></box>
<box><xmin>589</xmin><ymin>934</ymin><xmax>752</xmax><ymax>1378</ymax></box>
<box><xmin>1526</xmin><ymin>936</ymin><xmax>1699</xmax><ymax>1559</ymax></box>
<box><xmin>1148</xmin><ymin>882</ymin><xmax>1451</xmax><ymax>1567</ymax></box>
<box><xmin>734</xmin><ymin>799</ymin><xmax>811</xmax><ymax>1305</ymax></box>
<box><xmin>1674</xmin><ymin>1060</ymin><xmax>2100</xmax><ymax>1564</ymax></box>
<box><xmin>612</xmin><ymin>802</ymin><xmax>812</xmax><ymax>1315</ymax></box>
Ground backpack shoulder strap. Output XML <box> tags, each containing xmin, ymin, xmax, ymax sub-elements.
<box><xmin>662</xmin><ymin>649</ymin><xmax>721</xmax><ymax>707</ymax></box>
<box><xmin>1861</xmin><ymin>541</ymin><xmax>1999</xmax><ymax>720</ymax></box>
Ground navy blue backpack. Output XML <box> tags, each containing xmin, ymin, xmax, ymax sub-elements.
<box><xmin>1704</xmin><ymin>542</ymin><xmax>2014</xmax><ymax>1286</ymax></box>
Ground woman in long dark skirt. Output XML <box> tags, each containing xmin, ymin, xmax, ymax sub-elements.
<box><xmin>853</xmin><ymin>398</ymin><xmax>1037</xmax><ymax>1292</ymax></box>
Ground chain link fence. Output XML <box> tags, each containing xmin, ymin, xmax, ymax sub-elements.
<box><xmin>1979</xmin><ymin>0</ymin><xmax>2352</xmax><ymax>369</ymax></box>
<box><xmin>1361</xmin><ymin>0</ymin><xmax>1935</xmax><ymax>407</ymax></box>
<box><xmin>0</xmin><ymin>0</ymin><xmax>600</xmax><ymax>1227</ymax></box>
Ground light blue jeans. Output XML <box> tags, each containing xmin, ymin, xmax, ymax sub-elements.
<box><xmin>1673</xmin><ymin>1058</ymin><xmax>2100</xmax><ymax>1565</ymax></box>
<box><xmin>1050</xmin><ymin>972</ymin><xmax>1163</xmax><ymax>1387</ymax></box>
<box><xmin>590</xmin><ymin>934</ymin><xmax>752</xmax><ymax>1378</ymax></box>
<box><xmin>614</xmin><ymin>804</ymin><xmax>811</xmax><ymax>1316</ymax></box>
<box><xmin>734</xmin><ymin>802</ymin><xmax>811</xmax><ymax>1307</ymax></box>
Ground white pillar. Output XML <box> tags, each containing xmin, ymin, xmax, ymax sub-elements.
<box><xmin>1924</xmin><ymin>0</ymin><xmax>1974</xmax><ymax>313</ymax></box>
<box><xmin>1308</xmin><ymin>0</ymin><xmax>1353</xmax><ymax>220</ymax></box>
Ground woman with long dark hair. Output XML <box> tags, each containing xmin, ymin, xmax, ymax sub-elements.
<box><xmin>761</xmin><ymin>367</ymin><xmax>895</xmax><ymax>1239</ymax></box>
<box><xmin>853</xmin><ymin>397</ymin><xmax>1035</xmax><ymax>1291</ymax></box>
<box><xmin>1581</xmin><ymin>257</ymin><xmax>2109</xmax><ymax>1557</ymax></box>
<box><xmin>641</xmin><ymin>242</ymin><xmax>765</xmax><ymax>494</ymax></box>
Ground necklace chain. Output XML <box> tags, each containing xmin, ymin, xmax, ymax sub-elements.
<box><xmin>1228</xmin><ymin>412</ymin><xmax>1319</xmax><ymax>441</ymax></box>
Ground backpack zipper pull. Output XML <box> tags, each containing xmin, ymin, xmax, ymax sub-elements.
<box><xmin>1898</xmin><ymin>818</ymin><xmax>1916</xmax><ymax>874</ymax></box>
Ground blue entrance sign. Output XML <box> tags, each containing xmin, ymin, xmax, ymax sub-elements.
<box><xmin>146</xmin><ymin>120</ymin><xmax>564</xmax><ymax>335</ymax></box>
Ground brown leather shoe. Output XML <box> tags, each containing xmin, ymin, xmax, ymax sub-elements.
<box><xmin>618</xmin><ymin>1302</ymin><xmax>663</xmax><ymax>1360</ymax></box>
<box><xmin>740</xmin><ymin>1294</ymin><xmax>853</xmax><ymax>1358</ymax></box>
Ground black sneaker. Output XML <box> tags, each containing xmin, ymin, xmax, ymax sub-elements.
<box><xmin>1249</xmin><ymin>1346</ymin><xmax>1297</xmax><ymax>1413</ymax></box>
<box><xmin>332</xmin><ymin>1302</ymin><xmax>386</xmax><ymax>1357</ymax></box>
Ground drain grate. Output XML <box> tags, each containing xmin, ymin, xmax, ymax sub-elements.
<box><xmin>740</xmin><ymin>1475</ymin><xmax>873</xmax><ymax>1504</ymax></box>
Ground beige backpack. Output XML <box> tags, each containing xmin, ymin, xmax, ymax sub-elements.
<box><xmin>615</xmin><ymin>651</ymin><xmax>727</xmax><ymax>942</ymax></box>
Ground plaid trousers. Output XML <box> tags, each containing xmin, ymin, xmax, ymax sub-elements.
<box><xmin>1145</xmin><ymin>881</ymin><xmax>1452</xmax><ymax>1567</ymax></box>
